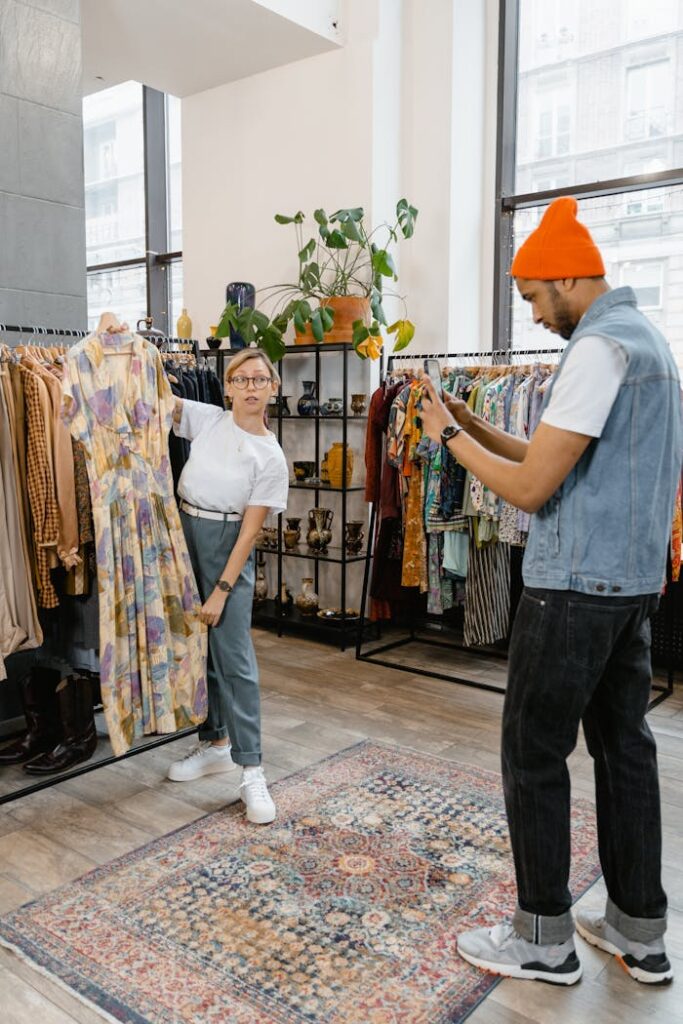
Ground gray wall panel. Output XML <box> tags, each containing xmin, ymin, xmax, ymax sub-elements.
<box><xmin>0</xmin><ymin>94</ymin><xmax>20</xmax><ymax>193</ymax></box>
<box><xmin>18</xmin><ymin>102</ymin><xmax>84</xmax><ymax>206</ymax></box>
<box><xmin>0</xmin><ymin>0</ymin><xmax>81</xmax><ymax>115</ymax></box>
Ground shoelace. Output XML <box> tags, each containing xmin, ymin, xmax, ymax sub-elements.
<box><xmin>241</xmin><ymin>771</ymin><xmax>269</xmax><ymax>800</ymax></box>
<box><xmin>181</xmin><ymin>741</ymin><xmax>211</xmax><ymax>761</ymax></box>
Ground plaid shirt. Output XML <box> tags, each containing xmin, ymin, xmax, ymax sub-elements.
<box><xmin>19</xmin><ymin>364</ymin><xmax>59</xmax><ymax>608</ymax></box>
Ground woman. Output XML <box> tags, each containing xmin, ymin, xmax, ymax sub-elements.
<box><xmin>167</xmin><ymin>349</ymin><xmax>288</xmax><ymax>824</ymax></box>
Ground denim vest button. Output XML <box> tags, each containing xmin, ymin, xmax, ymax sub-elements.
<box><xmin>612</xmin><ymin>585</ymin><xmax>622</xmax><ymax>593</ymax></box>
<box><xmin>596</xmin><ymin>584</ymin><xmax>606</xmax><ymax>592</ymax></box>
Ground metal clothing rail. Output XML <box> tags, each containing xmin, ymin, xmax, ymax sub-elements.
<box><xmin>0</xmin><ymin>322</ymin><xmax>204</xmax><ymax>350</ymax></box>
<box><xmin>356</xmin><ymin>347</ymin><xmax>675</xmax><ymax>710</ymax></box>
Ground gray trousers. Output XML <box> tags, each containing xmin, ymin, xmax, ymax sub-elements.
<box><xmin>181</xmin><ymin>511</ymin><xmax>261</xmax><ymax>766</ymax></box>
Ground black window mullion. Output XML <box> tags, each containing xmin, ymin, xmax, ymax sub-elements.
<box><xmin>143</xmin><ymin>86</ymin><xmax>170</xmax><ymax>335</ymax></box>
<box><xmin>493</xmin><ymin>0</ymin><xmax>520</xmax><ymax>353</ymax></box>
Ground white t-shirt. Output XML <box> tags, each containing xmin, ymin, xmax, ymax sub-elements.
<box><xmin>174</xmin><ymin>402</ymin><xmax>289</xmax><ymax>515</ymax></box>
<box><xmin>541</xmin><ymin>335</ymin><xmax>628</xmax><ymax>438</ymax></box>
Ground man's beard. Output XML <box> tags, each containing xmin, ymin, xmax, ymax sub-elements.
<box><xmin>547</xmin><ymin>283</ymin><xmax>579</xmax><ymax>340</ymax></box>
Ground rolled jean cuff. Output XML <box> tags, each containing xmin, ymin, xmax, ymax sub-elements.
<box><xmin>198</xmin><ymin>725</ymin><xmax>230</xmax><ymax>742</ymax></box>
<box><xmin>512</xmin><ymin>906</ymin><xmax>575</xmax><ymax>944</ymax></box>
<box><xmin>606</xmin><ymin>897</ymin><xmax>667</xmax><ymax>942</ymax></box>
<box><xmin>230</xmin><ymin>751</ymin><xmax>261</xmax><ymax>767</ymax></box>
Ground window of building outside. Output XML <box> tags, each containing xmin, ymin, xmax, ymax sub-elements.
<box><xmin>506</xmin><ymin>0</ymin><xmax>683</xmax><ymax>369</ymax></box>
<box><xmin>83</xmin><ymin>82</ymin><xmax>183</xmax><ymax>335</ymax></box>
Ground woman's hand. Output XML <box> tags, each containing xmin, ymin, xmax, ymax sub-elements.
<box><xmin>200</xmin><ymin>589</ymin><xmax>228</xmax><ymax>628</ymax></box>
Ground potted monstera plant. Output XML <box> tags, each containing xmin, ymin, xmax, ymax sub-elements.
<box><xmin>216</xmin><ymin>199</ymin><xmax>417</xmax><ymax>361</ymax></box>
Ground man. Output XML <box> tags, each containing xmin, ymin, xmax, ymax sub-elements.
<box><xmin>420</xmin><ymin>196</ymin><xmax>682</xmax><ymax>986</ymax></box>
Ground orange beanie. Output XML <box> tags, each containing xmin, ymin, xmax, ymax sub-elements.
<box><xmin>510</xmin><ymin>196</ymin><xmax>605</xmax><ymax>280</ymax></box>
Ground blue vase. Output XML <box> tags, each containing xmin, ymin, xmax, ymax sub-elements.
<box><xmin>297</xmin><ymin>381</ymin><xmax>318</xmax><ymax>416</ymax></box>
<box><xmin>225</xmin><ymin>281</ymin><xmax>255</xmax><ymax>350</ymax></box>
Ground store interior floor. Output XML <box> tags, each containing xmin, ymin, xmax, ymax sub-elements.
<box><xmin>1</xmin><ymin>632</ymin><xmax>682</xmax><ymax>1024</ymax></box>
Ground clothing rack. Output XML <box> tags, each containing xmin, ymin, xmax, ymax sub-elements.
<box><xmin>356</xmin><ymin>347</ymin><xmax>675</xmax><ymax>710</ymax></box>
<box><xmin>0</xmin><ymin>319</ymin><xmax>205</xmax><ymax>807</ymax></box>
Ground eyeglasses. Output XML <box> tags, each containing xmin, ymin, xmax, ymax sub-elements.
<box><xmin>228</xmin><ymin>375</ymin><xmax>273</xmax><ymax>390</ymax></box>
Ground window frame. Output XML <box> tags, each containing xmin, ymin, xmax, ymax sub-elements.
<box><xmin>494</xmin><ymin>0</ymin><xmax>683</xmax><ymax>352</ymax></box>
<box><xmin>85</xmin><ymin>85</ymin><xmax>181</xmax><ymax>336</ymax></box>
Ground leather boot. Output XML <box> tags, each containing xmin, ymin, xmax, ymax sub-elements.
<box><xmin>0</xmin><ymin>668</ymin><xmax>61</xmax><ymax>765</ymax></box>
<box><xmin>24</xmin><ymin>676</ymin><xmax>97</xmax><ymax>775</ymax></box>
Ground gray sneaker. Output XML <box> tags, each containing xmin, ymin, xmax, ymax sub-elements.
<box><xmin>457</xmin><ymin>921</ymin><xmax>582</xmax><ymax>985</ymax></box>
<box><xmin>575</xmin><ymin>909</ymin><xmax>673</xmax><ymax>984</ymax></box>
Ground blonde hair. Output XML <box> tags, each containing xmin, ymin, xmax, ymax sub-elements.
<box><xmin>225</xmin><ymin>348</ymin><xmax>281</xmax><ymax>387</ymax></box>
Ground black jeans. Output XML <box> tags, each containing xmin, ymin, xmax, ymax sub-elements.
<box><xmin>503</xmin><ymin>587</ymin><xmax>667</xmax><ymax>944</ymax></box>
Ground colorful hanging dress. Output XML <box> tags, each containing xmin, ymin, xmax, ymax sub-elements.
<box><xmin>61</xmin><ymin>332</ymin><xmax>208</xmax><ymax>755</ymax></box>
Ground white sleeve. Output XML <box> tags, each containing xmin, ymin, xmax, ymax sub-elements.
<box><xmin>248</xmin><ymin>453</ymin><xmax>290</xmax><ymax>514</ymax></box>
<box><xmin>541</xmin><ymin>336</ymin><xmax>628</xmax><ymax>438</ymax></box>
<box><xmin>173</xmin><ymin>399</ymin><xmax>224</xmax><ymax>441</ymax></box>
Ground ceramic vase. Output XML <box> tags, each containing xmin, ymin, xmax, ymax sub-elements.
<box><xmin>285</xmin><ymin>517</ymin><xmax>302</xmax><ymax>542</ymax></box>
<box><xmin>297</xmin><ymin>381</ymin><xmax>319</xmax><ymax>416</ymax></box>
<box><xmin>307</xmin><ymin>507</ymin><xmax>333</xmax><ymax>552</ymax></box>
<box><xmin>176</xmin><ymin>308</ymin><xmax>192</xmax><ymax>340</ymax></box>
<box><xmin>225</xmin><ymin>282</ymin><xmax>255</xmax><ymax>349</ymax></box>
<box><xmin>345</xmin><ymin>521</ymin><xmax>365</xmax><ymax>555</ymax></box>
<box><xmin>275</xmin><ymin>583</ymin><xmax>294</xmax><ymax>616</ymax></box>
<box><xmin>351</xmin><ymin>393</ymin><xmax>367</xmax><ymax>415</ymax></box>
<box><xmin>321</xmin><ymin>397</ymin><xmax>343</xmax><ymax>416</ymax></box>
<box><xmin>327</xmin><ymin>443</ymin><xmax>354</xmax><ymax>488</ymax></box>
<box><xmin>254</xmin><ymin>560</ymin><xmax>268</xmax><ymax>604</ymax></box>
<box><xmin>284</xmin><ymin>528</ymin><xmax>299</xmax><ymax>551</ymax></box>
<box><xmin>295</xmin><ymin>578</ymin><xmax>319</xmax><ymax>616</ymax></box>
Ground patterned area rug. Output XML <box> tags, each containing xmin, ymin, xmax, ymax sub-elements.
<box><xmin>0</xmin><ymin>742</ymin><xmax>600</xmax><ymax>1023</ymax></box>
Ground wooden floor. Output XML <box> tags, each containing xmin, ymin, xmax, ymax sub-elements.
<box><xmin>1</xmin><ymin>630</ymin><xmax>682</xmax><ymax>1024</ymax></box>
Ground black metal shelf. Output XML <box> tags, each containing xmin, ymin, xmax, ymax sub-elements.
<box><xmin>289</xmin><ymin>481</ymin><xmax>365</xmax><ymax>493</ymax></box>
<box><xmin>275</xmin><ymin>415</ymin><xmax>368</xmax><ymax>422</ymax></box>
<box><xmin>256</xmin><ymin>545</ymin><xmax>367</xmax><ymax>565</ymax></box>
<box><xmin>252</xmin><ymin>600</ymin><xmax>374</xmax><ymax>643</ymax></box>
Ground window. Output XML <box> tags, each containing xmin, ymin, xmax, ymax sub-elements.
<box><xmin>625</xmin><ymin>61</ymin><xmax>670</xmax><ymax>141</ymax></box>
<box><xmin>497</xmin><ymin>0</ymin><xmax>683</xmax><ymax>369</ymax></box>
<box><xmin>620</xmin><ymin>260</ymin><xmax>664</xmax><ymax>308</ymax></box>
<box><xmin>82</xmin><ymin>82</ymin><xmax>185</xmax><ymax>336</ymax></box>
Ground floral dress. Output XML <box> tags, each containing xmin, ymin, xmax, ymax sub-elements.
<box><xmin>61</xmin><ymin>332</ymin><xmax>208</xmax><ymax>755</ymax></box>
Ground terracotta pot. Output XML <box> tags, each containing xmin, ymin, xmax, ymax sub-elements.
<box><xmin>327</xmin><ymin>442</ymin><xmax>354</xmax><ymax>489</ymax></box>
<box><xmin>294</xmin><ymin>296</ymin><xmax>371</xmax><ymax>345</ymax></box>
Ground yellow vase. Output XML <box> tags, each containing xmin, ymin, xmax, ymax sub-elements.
<box><xmin>327</xmin><ymin>443</ymin><xmax>353</xmax><ymax>489</ymax></box>
<box><xmin>176</xmin><ymin>308</ymin><xmax>192</xmax><ymax>339</ymax></box>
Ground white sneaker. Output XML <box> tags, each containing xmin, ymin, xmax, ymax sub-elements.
<box><xmin>167</xmin><ymin>741</ymin><xmax>237</xmax><ymax>782</ymax></box>
<box><xmin>240</xmin><ymin>766</ymin><xmax>276</xmax><ymax>824</ymax></box>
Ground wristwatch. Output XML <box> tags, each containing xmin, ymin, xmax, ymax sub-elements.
<box><xmin>440</xmin><ymin>423</ymin><xmax>463</xmax><ymax>446</ymax></box>
<box><xmin>216</xmin><ymin>579</ymin><xmax>233</xmax><ymax>596</ymax></box>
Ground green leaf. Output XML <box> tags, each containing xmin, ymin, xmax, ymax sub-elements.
<box><xmin>301</xmin><ymin>261</ymin><xmax>320</xmax><ymax>291</ymax></box>
<box><xmin>352</xmin><ymin>320</ymin><xmax>370</xmax><ymax>346</ymax></box>
<box><xmin>314</xmin><ymin>208</ymin><xmax>328</xmax><ymax>227</ymax></box>
<box><xmin>341</xmin><ymin>219</ymin><xmax>362</xmax><ymax>242</ymax></box>
<box><xmin>326</xmin><ymin>229</ymin><xmax>349</xmax><ymax>250</ymax></box>
<box><xmin>298</xmin><ymin>238</ymin><xmax>316</xmax><ymax>262</ymax></box>
<box><xmin>370</xmin><ymin>287</ymin><xmax>387</xmax><ymax>326</ymax></box>
<box><xmin>320</xmin><ymin>306</ymin><xmax>335</xmax><ymax>332</ymax></box>
<box><xmin>372</xmin><ymin>249</ymin><xmax>397</xmax><ymax>278</ymax></box>
<box><xmin>293</xmin><ymin>307</ymin><xmax>307</xmax><ymax>335</ymax></box>
<box><xmin>387</xmin><ymin>319</ymin><xmax>415</xmax><ymax>352</ymax></box>
<box><xmin>258</xmin><ymin>326</ymin><xmax>286</xmax><ymax>363</ymax></box>
<box><xmin>252</xmin><ymin>309</ymin><xmax>270</xmax><ymax>331</ymax></box>
<box><xmin>310</xmin><ymin>308</ymin><xmax>324</xmax><ymax>343</ymax></box>
<box><xmin>318</xmin><ymin>224</ymin><xmax>330</xmax><ymax>242</ymax></box>
<box><xmin>331</xmin><ymin>207</ymin><xmax>364</xmax><ymax>223</ymax></box>
<box><xmin>274</xmin><ymin>211</ymin><xmax>304</xmax><ymax>225</ymax></box>
<box><xmin>369</xmin><ymin>321</ymin><xmax>381</xmax><ymax>337</ymax></box>
<box><xmin>397</xmin><ymin>198</ymin><xmax>418</xmax><ymax>238</ymax></box>
<box><xmin>215</xmin><ymin>302</ymin><xmax>237</xmax><ymax>339</ymax></box>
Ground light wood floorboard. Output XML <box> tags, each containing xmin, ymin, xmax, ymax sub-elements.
<box><xmin>0</xmin><ymin>630</ymin><xmax>681</xmax><ymax>1023</ymax></box>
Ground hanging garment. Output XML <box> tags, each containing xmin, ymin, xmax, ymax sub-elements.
<box><xmin>61</xmin><ymin>331</ymin><xmax>208</xmax><ymax>755</ymax></box>
<box><xmin>464</xmin><ymin>536</ymin><xmax>511</xmax><ymax>647</ymax></box>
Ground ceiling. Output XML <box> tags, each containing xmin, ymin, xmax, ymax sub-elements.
<box><xmin>81</xmin><ymin>0</ymin><xmax>341</xmax><ymax>98</ymax></box>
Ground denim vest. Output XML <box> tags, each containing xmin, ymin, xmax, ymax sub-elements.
<box><xmin>523</xmin><ymin>287</ymin><xmax>682</xmax><ymax>597</ymax></box>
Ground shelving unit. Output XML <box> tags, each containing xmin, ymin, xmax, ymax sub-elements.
<box><xmin>198</xmin><ymin>341</ymin><xmax>375</xmax><ymax>651</ymax></box>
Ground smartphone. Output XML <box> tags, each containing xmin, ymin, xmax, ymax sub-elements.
<box><xmin>423</xmin><ymin>358</ymin><xmax>443</xmax><ymax>398</ymax></box>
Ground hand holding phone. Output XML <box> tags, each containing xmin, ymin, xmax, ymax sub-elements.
<box><xmin>423</xmin><ymin>358</ymin><xmax>443</xmax><ymax>399</ymax></box>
